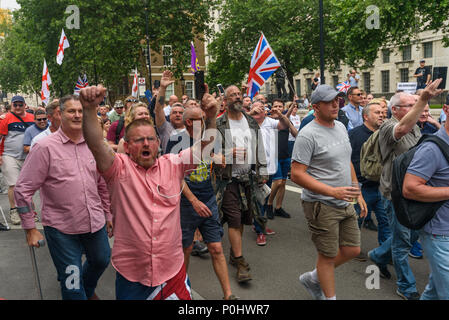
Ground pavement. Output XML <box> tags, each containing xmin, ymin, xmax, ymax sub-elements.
<box><xmin>0</xmin><ymin>182</ymin><xmax>431</xmax><ymax>300</ymax></box>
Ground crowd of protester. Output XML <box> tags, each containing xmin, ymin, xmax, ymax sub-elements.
<box><xmin>1</xmin><ymin>68</ymin><xmax>448</xmax><ymax>301</ymax></box>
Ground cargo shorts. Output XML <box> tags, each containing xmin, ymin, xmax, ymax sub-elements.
<box><xmin>302</xmin><ymin>200</ymin><xmax>361</xmax><ymax>258</ymax></box>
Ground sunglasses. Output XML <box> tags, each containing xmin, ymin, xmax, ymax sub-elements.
<box><xmin>351</xmin><ymin>93</ymin><xmax>362</xmax><ymax>96</ymax></box>
<box><xmin>115</xmin><ymin>107</ymin><xmax>124</xmax><ymax>109</ymax></box>
<box><xmin>13</xmin><ymin>103</ymin><xmax>24</xmax><ymax>107</ymax></box>
<box><xmin>36</xmin><ymin>118</ymin><xmax>47</xmax><ymax>121</ymax></box>
<box><xmin>126</xmin><ymin>99</ymin><xmax>138</xmax><ymax>103</ymax></box>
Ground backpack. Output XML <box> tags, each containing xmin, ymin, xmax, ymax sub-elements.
<box><xmin>391</xmin><ymin>134</ymin><xmax>449</xmax><ymax>230</ymax></box>
<box><xmin>360</xmin><ymin>129</ymin><xmax>382</xmax><ymax>182</ymax></box>
<box><xmin>115</xmin><ymin>116</ymin><xmax>125</xmax><ymax>145</ymax></box>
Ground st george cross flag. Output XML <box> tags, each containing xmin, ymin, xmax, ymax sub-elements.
<box><xmin>41</xmin><ymin>59</ymin><xmax>52</xmax><ymax>105</ymax></box>
<box><xmin>56</xmin><ymin>28</ymin><xmax>70</xmax><ymax>65</ymax></box>
<box><xmin>336</xmin><ymin>81</ymin><xmax>351</xmax><ymax>93</ymax></box>
<box><xmin>190</xmin><ymin>41</ymin><xmax>200</xmax><ymax>73</ymax></box>
<box><xmin>246</xmin><ymin>33</ymin><xmax>281</xmax><ymax>99</ymax></box>
<box><xmin>74</xmin><ymin>74</ymin><xmax>89</xmax><ymax>95</ymax></box>
<box><xmin>131</xmin><ymin>69</ymin><xmax>138</xmax><ymax>97</ymax></box>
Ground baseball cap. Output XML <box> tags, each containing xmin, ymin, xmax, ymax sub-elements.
<box><xmin>11</xmin><ymin>96</ymin><xmax>25</xmax><ymax>104</ymax></box>
<box><xmin>420</xmin><ymin>59</ymin><xmax>425</xmax><ymax>63</ymax></box>
<box><xmin>311</xmin><ymin>85</ymin><xmax>343</xmax><ymax>104</ymax></box>
<box><xmin>114</xmin><ymin>100</ymin><xmax>124</xmax><ymax>108</ymax></box>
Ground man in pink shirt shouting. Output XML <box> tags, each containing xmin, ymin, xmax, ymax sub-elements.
<box><xmin>79</xmin><ymin>72</ymin><xmax>218</xmax><ymax>300</ymax></box>
<box><xmin>14</xmin><ymin>95</ymin><xmax>113</xmax><ymax>300</ymax></box>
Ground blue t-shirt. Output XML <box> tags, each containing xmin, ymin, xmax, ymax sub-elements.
<box><xmin>23</xmin><ymin>124</ymin><xmax>48</xmax><ymax>146</ymax></box>
<box><xmin>407</xmin><ymin>127</ymin><xmax>449</xmax><ymax>236</ymax></box>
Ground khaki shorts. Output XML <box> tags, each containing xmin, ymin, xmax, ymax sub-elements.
<box><xmin>302</xmin><ymin>200</ymin><xmax>360</xmax><ymax>258</ymax></box>
<box><xmin>1</xmin><ymin>155</ymin><xmax>24</xmax><ymax>186</ymax></box>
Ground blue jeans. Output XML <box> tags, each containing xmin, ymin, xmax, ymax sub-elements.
<box><xmin>420</xmin><ymin>231</ymin><xmax>449</xmax><ymax>300</ymax></box>
<box><xmin>44</xmin><ymin>225</ymin><xmax>111</xmax><ymax>300</ymax></box>
<box><xmin>368</xmin><ymin>198</ymin><xmax>419</xmax><ymax>294</ymax></box>
<box><xmin>355</xmin><ymin>186</ymin><xmax>391</xmax><ymax>245</ymax></box>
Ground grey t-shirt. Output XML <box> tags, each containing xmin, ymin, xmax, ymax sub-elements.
<box><xmin>157</xmin><ymin>120</ymin><xmax>186</xmax><ymax>154</ymax></box>
<box><xmin>378</xmin><ymin>117</ymin><xmax>421</xmax><ymax>199</ymax></box>
<box><xmin>292</xmin><ymin>120</ymin><xmax>352</xmax><ymax>208</ymax></box>
<box><xmin>407</xmin><ymin>127</ymin><xmax>449</xmax><ymax>236</ymax></box>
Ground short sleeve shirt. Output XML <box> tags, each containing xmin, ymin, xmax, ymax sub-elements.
<box><xmin>23</xmin><ymin>124</ymin><xmax>47</xmax><ymax>146</ymax></box>
<box><xmin>378</xmin><ymin>117</ymin><xmax>421</xmax><ymax>199</ymax></box>
<box><xmin>0</xmin><ymin>112</ymin><xmax>35</xmax><ymax>159</ymax></box>
<box><xmin>292</xmin><ymin>120</ymin><xmax>352</xmax><ymax>208</ymax></box>
<box><xmin>407</xmin><ymin>127</ymin><xmax>449</xmax><ymax>236</ymax></box>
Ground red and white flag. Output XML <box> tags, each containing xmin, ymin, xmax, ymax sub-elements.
<box><xmin>56</xmin><ymin>28</ymin><xmax>70</xmax><ymax>65</ymax></box>
<box><xmin>131</xmin><ymin>69</ymin><xmax>138</xmax><ymax>97</ymax></box>
<box><xmin>41</xmin><ymin>59</ymin><xmax>52</xmax><ymax>105</ymax></box>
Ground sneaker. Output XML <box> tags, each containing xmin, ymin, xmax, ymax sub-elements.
<box><xmin>9</xmin><ymin>208</ymin><xmax>20</xmax><ymax>225</ymax></box>
<box><xmin>236</xmin><ymin>257</ymin><xmax>252</xmax><ymax>283</ymax></box>
<box><xmin>353</xmin><ymin>251</ymin><xmax>368</xmax><ymax>262</ymax></box>
<box><xmin>396</xmin><ymin>289</ymin><xmax>420</xmax><ymax>300</ymax></box>
<box><xmin>223</xmin><ymin>294</ymin><xmax>239</xmax><ymax>300</ymax></box>
<box><xmin>229</xmin><ymin>251</ymin><xmax>250</xmax><ymax>270</ymax></box>
<box><xmin>0</xmin><ymin>222</ymin><xmax>9</xmax><ymax>231</ymax></box>
<box><xmin>299</xmin><ymin>272</ymin><xmax>326</xmax><ymax>300</ymax></box>
<box><xmin>265</xmin><ymin>227</ymin><xmax>276</xmax><ymax>235</ymax></box>
<box><xmin>363</xmin><ymin>219</ymin><xmax>378</xmax><ymax>231</ymax></box>
<box><xmin>266</xmin><ymin>205</ymin><xmax>274</xmax><ymax>220</ymax></box>
<box><xmin>409</xmin><ymin>242</ymin><xmax>423</xmax><ymax>259</ymax></box>
<box><xmin>368</xmin><ymin>250</ymin><xmax>391</xmax><ymax>279</ymax></box>
<box><xmin>274</xmin><ymin>208</ymin><xmax>291</xmax><ymax>218</ymax></box>
<box><xmin>256</xmin><ymin>233</ymin><xmax>266</xmax><ymax>246</ymax></box>
<box><xmin>191</xmin><ymin>240</ymin><xmax>208</xmax><ymax>256</ymax></box>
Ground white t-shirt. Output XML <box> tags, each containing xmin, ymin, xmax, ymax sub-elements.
<box><xmin>259</xmin><ymin>117</ymin><xmax>279</xmax><ymax>175</ymax></box>
<box><xmin>228</xmin><ymin>117</ymin><xmax>252</xmax><ymax>177</ymax></box>
<box><xmin>289</xmin><ymin>114</ymin><xmax>301</xmax><ymax>141</ymax></box>
<box><xmin>163</xmin><ymin>105</ymin><xmax>172</xmax><ymax>117</ymax></box>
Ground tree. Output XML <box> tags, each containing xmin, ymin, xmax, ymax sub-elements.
<box><xmin>207</xmin><ymin>0</ymin><xmax>449</xmax><ymax>95</ymax></box>
<box><xmin>0</xmin><ymin>0</ymin><xmax>218</xmax><ymax>101</ymax></box>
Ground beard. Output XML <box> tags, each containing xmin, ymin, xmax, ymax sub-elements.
<box><xmin>230</xmin><ymin>101</ymin><xmax>243</xmax><ymax>112</ymax></box>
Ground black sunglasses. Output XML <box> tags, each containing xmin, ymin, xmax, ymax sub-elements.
<box><xmin>36</xmin><ymin>118</ymin><xmax>47</xmax><ymax>121</ymax></box>
<box><xmin>115</xmin><ymin>106</ymin><xmax>124</xmax><ymax>109</ymax></box>
<box><xmin>13</xmin><ymin>103</ymin><xmax>24</xmax><ymax>107</ymax></box>
<box><xmin>126</xmin><ymin>99</ymin><xmax>138</xmax><ymax>103</ymax></box>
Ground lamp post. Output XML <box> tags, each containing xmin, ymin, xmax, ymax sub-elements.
<box><xmin>145</xmin><ymin>0</ymin><xmax>153</xmax><ymax>94</ymax></box>
<box><xmin>319</xmin><ymin>0</ymin><xmax>325</xmax><ymax>84</ymax></box>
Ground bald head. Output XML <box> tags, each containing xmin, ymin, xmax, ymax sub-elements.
<box><xmin>169</xmin><ymin>95</ymin><xmax>179</xmax><ymax>106</ymax></box>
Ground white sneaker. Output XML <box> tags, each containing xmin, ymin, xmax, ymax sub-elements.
<box><xmin>299</xmin><ymin>271</ymin><xmax>326</xmax><ymax>300</ymax></box>
<box><xmin>9</xmin><ymin>208</ymin><xmax>21</xmax><ymax>225</ymax></box>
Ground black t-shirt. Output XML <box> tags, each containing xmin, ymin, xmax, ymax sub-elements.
<box><xmin>278</xmin><ymin>128</ymin><xmax>290</xmax><ymax>159</ymax></box>
<box><xmin>415</xmin><ymin>67</ymin><xmax>429</xmax><ymax>86</ymax></box>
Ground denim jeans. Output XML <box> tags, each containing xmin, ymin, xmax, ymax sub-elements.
<box><xmin>368</xmin><ymin>198</ymin><xmax>419</xmax><ymax>294</ymax></box>
<box><xmin>420</xmin><ymin>231</ymin><xmax>449</xmax><ymax>300</ymax></box>
<box><xmin>355</xmin><ymin>186</ymin><xmax>391</xmax><ymax>245</ymax></box>
<box><xmin>44</xmin><ymin>225</ymin><xmax>111</xmax><ymax>300</ymax></box>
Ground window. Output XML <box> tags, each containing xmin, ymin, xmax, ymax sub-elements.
<box><xmin>306</xmin><ymin>78</ymin><xmax>312</xmax><ymax>94</ymax></box>
<box><xmin>363</xmin><ymin>72</ymin><xmax>371</xmax><ymax>93</ymax></box>
<box><xmin>381</xmin><ymin>70</ymin><xmax>390</xmax><ymax>93</ymax></box>
<box><xmin>382</xmin><ymin>49</ymin><xmax>390</xmax><ymax>63</ymax></box>
<box><xmin>400</xmin><ymin>68</ymin><xmax>409</xmax><ymax>82</ymax></box>
<box><xmin>295</xmin><ymin>79</ymin><xmax>301</xmax><ymax>96</ymax></box>
<box><xmin>164</xmin><ymin>83</ymin><xmax>174</xmax><ymax>100</ymax></box>
<box><xmin>332</xmin><ymin>76</ymin><xmax>339</xmax><ymax>89</ymax></box>
<box><xmin>185</xmin><ymin>80</ymin><xmax>194</xmax><ymax>99</ymax></box>
<box><xmin>423</xmin><ymin>42</ymin><xmax>433</xmax><ymax>58</ymax></box>
<box><xmin>402</xmin><ymin>45</ymin><xmax>412</xmax><ymax>61</ymax></box>
<box><xmin>162</xmin><ymin>45</ymin><xmax>173</xmax><ymax>66</ymax></box>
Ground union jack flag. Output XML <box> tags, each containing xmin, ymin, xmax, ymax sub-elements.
<box><xmin>74</xmin><ymin>74</ymin><xmax>89</xmax><ymax>95</ymax></box>
<box><xmin>336</xmin><ymin>81</ymin><xmax>351</xmax><ymax>93</ymax></box>
<box><xmin>246</xmin><ymin>33</ymin><xmax>281</xmax><ymax>99</ymax></box>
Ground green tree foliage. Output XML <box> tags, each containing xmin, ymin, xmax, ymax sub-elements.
<box><xmin>208</xmin><ymin>0</ymin><xmax>449</xmax><ymax>94</ymax></box>
<box><xmin>0</xmin><ymin>0</ymin><xmax>218</xmax><ymax>99</ymax></box>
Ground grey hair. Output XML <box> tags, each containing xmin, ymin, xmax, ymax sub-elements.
<box><xmin>59</xmin><ymin>95</ymin><xmax>80</xmax><ymax>112</ymax></box>
<box><xmin>362</xmin><ymin>102</ymin><xmax>381</xmax><ymax>118</ymax></box>
<box><xmin>224</xmin><ymin>85</ymin><xmax>240</xmax><ymax>99</ymax></box>
<box><xmin>389</xmin><ymin>92</ymin><xmax>404</xmax><ymax>109</ymax></box>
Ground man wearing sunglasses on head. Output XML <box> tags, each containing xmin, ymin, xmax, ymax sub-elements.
<box><xmin>342</xmin><ymin>86</ymin><xmax>364</xmax><ymax>131</ymax></box>
<box><xmin>0</xmin><ymin>96</ymin><xmax>34</xmax><ymax>225</ymax></box>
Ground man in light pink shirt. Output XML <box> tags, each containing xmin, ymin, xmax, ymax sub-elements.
<box><xmin>14</xmin><ymin>95</ymin><xmax>113</xmax><ymax>300</ymax></box>
<box><xmin>80</xmin><ymin>71</ymin><xmax>218</xmax><ymax>300</ymax></box>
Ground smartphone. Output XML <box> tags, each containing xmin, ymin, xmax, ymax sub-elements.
<box><xmin>154</xmin><ymin>80</ymin><xmax>160</xmax><ymax>89</ymax></box>
<box><xmin>194</xmin><ymin>71</ymin><xmax>205</xmax><ymax>101</ymax></box>
<box><xmin>217</xmin><ymin>84</ymin><xmax>225</xmax><ymax>96</ymax></box>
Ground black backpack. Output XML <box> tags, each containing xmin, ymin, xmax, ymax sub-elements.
<box><xmin>391</xmin><ymin>134</ymin><xmax>449</xmax><ymax>230</ymax></box>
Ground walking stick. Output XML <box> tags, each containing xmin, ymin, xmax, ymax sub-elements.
<box><xmin>0</xmin><ymin>206</ymin><xmax>10</xmax><ymax>230</ymax></box>
<box><xmin>25</xmin><ymin>230</ymin><xmax>46</xmax><ymax>300</ymax></box>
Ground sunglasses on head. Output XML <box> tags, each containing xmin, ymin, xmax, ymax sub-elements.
<box><xmin>126</xmin><ymin>99</ymin><xmax>138</xmax><ymax>103</ymax></box>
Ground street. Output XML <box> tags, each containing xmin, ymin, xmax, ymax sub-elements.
<box><xmin>0</xmin><ymin>181</ymin><xmax>431</xmax><ymax>300</ymax></box>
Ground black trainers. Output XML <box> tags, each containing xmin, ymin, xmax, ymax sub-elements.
<box><xmin>274</xmin><ymin>208</ymin><xmax>291</xmax><ymax>218</ymax></box>
<box><xmin>396</xmin><ymin>289</ymin><xmax>420</xmax><ymax>300</ymax></box>
<box><xmin>266</xmin><ymin>205</ymin><xmax>274</xmax><ymax>220</ymax></box>
<box><xmin>363</xmin><ymin>219</ymin><xmax>378</xmax><ymax>231</ymax></box>
<box><xmin>0</xmin><ymin>222</ymin><xmax>9</xmax><ymax>231</ymax></box>
<box><xmin>368</xmin><ymin>250</ymin><xmax>391</xmax><ymax>279</ymax></box>
<box><xmin>191</xmin><ymin>240</ymin><xmax>208</xmax><ymax>256</ymax></box>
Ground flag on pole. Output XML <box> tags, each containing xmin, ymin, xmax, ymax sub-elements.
<box><xmin>131</xmin><ymin>69</ymin><xmax>138</xmax><ymax>98</ymax></box>
<box><xmin>190</xmin><ymin>41</ymin><xmax>200</xmax><ymax>73</ymax></box>
<box><xmin>246</xmin><ymin>33</ymin><xmax>281</xmax><ymax>99</ymax></box>
<box><xmin>336</xmin><ymin>81</ymin><xmax>351</xmax><ymax>93</ymax></box>
<box><xmin>56</xmin><ymin>28</ymin><xmax>70</xmax><ymax>65</ymax></box>
<box><xmin>41</xmin><ymin>59</ymin><xmax>52</xmax><ymax>105</ymax></box>
<box><xmin>74</xmin><ymin>74</ymin><xmax>89</xmax><ymax>95</ymax></box>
